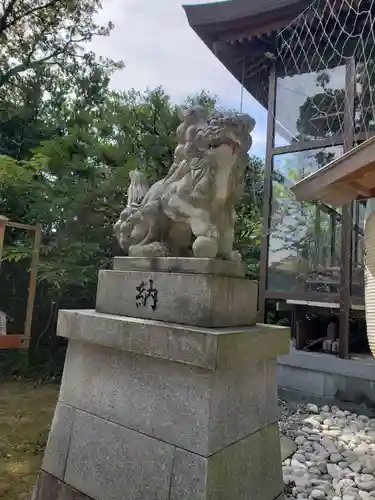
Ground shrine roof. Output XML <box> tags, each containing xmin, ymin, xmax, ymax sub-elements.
<box><xmin>183</xmin><ymin>0</ymin><xmax>310</xmax><ymax>107</ymax></box>
<box><xmin>183</xmin><ymin>0</ymin><xmax>307</xmax><ymax>39</ymax></box>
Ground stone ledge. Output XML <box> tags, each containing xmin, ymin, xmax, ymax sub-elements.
<box><xmin>279</xmin><ymin>348</ymin><xmax>375</xmax><ymax>381</ymax></box>
<box><xmin>113</xmin><ymin>256</ymin><xmax>245</xmax><ymax>278</ymax></box>
<box><xmin>277</xmin><ymin>356</ymin><xmax>375</xmax><ymax>407</ymax></box>
<box><xmin>57</xmin><ymin>309</ymin><xmax>290</xmax><ymax>369</ymax></box>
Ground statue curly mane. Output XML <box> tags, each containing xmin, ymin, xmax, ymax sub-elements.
<box><xmin>114</xmin><ymin>106</ymin><xmax>255</xmax><ymax>260</ymax></box>
<box><xmin>128</xmin><ymin>170</ymin><xmax>149</xmax><ymax>206</ymax></box>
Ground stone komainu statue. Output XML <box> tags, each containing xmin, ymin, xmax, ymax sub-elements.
<box><xmin>114</xmin><ymin>106</ymin><xmax>255</xmax><ymax>260</ymax></box>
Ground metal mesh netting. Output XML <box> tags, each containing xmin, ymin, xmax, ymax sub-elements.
<box><xmin>266</xmin><ymin>1</ymin><xmax>375</xmax><ymax>300</ymax></box>
<box><xmin>276</xmin><ymin>0</ymin><xmax>375</xmax><ymax>143</ymax></box>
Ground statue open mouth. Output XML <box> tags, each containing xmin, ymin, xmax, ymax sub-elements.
<box><xmin>208</xmin><ymin>141</ymin><xmax>239</xmax><ymax>155</ymax></box>
<box><xmin>114</xmin><ymin>105</ymin><xmax>255</xmax><ymax>260</ymax></box>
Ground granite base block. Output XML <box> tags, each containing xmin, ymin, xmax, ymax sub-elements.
<box><xmin>55</xmin><ymin>312</ymin><xmax>289</xmax><ymax>456</ymax></box>
<box><xmin>57</xmin><ymin>337</ymin><xmax>281</xmax><ymax>456</ymax></box>
<box><xmin>170</xmin><ymin>422</ymin><xmax>283</xmax><ymax>500</ymax></box>
<box><xmin>40</xmin><ymin>407</ymin><xmax>283</xmax><ymax>500</ymax></box>
<box><xmin>96</xmin><ymin>269</ymin><xmax>258</xmax><ymax>327</ymax></box>
<box><xmin>32</xmin><ymin>471</ymin><xmax>93</xmax><ymax>500</ymax></box>
<box><xmin>64</xmin><ymin>410</ymin><xmax>175</xmax><ymax>500</ymax></box>
<box><xmin>41</xmin><ymin>402</ymin><xmax>75</xmax><ymax>480</ymax></box>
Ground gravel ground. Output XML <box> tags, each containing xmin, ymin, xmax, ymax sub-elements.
<box><xmin>278</xmin><ymin>400</ymin><xmax>375</xmax><ymax>500</ymax></box>
<box><xmin>279</xmin><ymin>399</ymin><xmax>305</xmax><ymax>438</ymax></box>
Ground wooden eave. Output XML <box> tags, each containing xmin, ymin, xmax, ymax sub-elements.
<box><xmin>291</xmin><ymin>135</ymin><xmax>375</xmax><ymax>207</ymax></box>
<box><xmin>183</xmin><ymin>0</ymin><xmax>309</xmax><ymax>107</ymax></box>
<box><xmin>183</xmin><ymin>0</ymin><xmax>309</xmax><ymax>42</ymax></box>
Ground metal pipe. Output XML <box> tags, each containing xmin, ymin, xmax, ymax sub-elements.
<box><xmin>23</xmin><ymin>223</ymin><xmax>42</xmax><ymax>349</ymax></box>
<box><xmin>0</xmin><ymin>216</ymin><xmax>9</xmax><ymax>271</ymax></box>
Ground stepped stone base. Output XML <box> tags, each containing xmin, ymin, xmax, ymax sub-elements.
<box><xmin>33</xmin><ymin>259</ymin><xmax>290</xmax><ymax>500</ymax></box>
<box><xmin>34</xmin><ymin>312</ymin><xmax>288</xmax><ymax>500</ymax></box>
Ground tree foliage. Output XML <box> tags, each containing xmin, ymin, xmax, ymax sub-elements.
<box><xmin>235</xmin><ymin>156</ymin><xmax>263</xmax><ymax>278</ymax></box>
<box><xmin>0</xmin><ymin>1</ymin><xmax>262</xmax><ymax>376</ymax></box>
<box><xmin>0</xmin><ymin>0</ymin><xmax>121</xmax><ymax>89</ymax></box>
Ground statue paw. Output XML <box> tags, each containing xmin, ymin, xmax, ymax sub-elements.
<box><xmin>192</xmin><ymin>236</ymin><xmax>218</xmax><ymax>258</ymax></box>
<box><xmin>129</xmin><ymin>242</ymin><xmax>170</xmax><ymax>257</ymax></box>
<box><xmin>229</xmin><ymin>250</ymin><xmax>242</xmax><ymax>262</ymax></box>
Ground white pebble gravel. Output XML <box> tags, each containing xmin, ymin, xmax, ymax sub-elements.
<box><xmin>280</xmin><ymin>401</ymin><xmax>375</xmax><ymax>499</ymax></box>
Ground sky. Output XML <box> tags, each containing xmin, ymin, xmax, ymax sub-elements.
<box><xmin>90</xmin><ymin>0</ymin><xmax>268</xmax><ymax>158</ymax></box>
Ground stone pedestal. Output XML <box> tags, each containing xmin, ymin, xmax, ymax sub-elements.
<box><xmin>32</xmin><ymin>257</ymin><xmax>290</xmax><ymax>500</ymax></box>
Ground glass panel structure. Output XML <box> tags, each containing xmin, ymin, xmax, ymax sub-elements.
<box><xmin>355</xmin><ymin>59</ymin><xmax>375</xmax><ymax>137</ymax></box>
<box><xmin>267</xmin><ymin>146</ymin><xmax>344</xmax><ymax>293</ymax></box>
<box><xmin>352</xmin><ymin>200</ymin><xmax>366</xmax><ymax>297</ymax></box>
<box><xmin>274</xmin><ymin>65</ymin><xmax>346</xmax><ymax>147</ymax></box>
